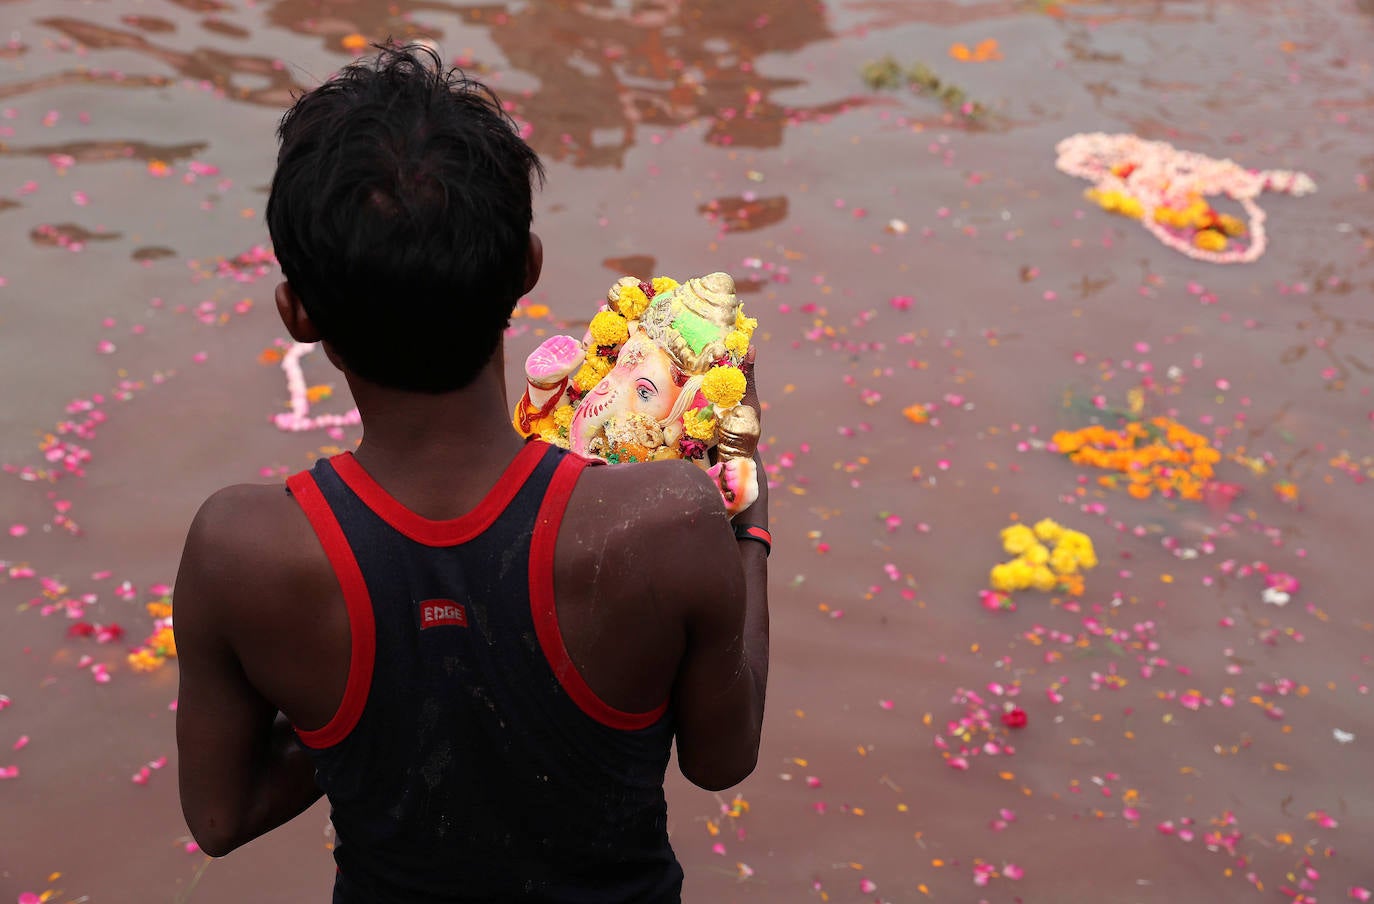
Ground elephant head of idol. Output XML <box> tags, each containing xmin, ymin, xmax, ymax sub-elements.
<box><xmin>567</xmin><ymin>272</ymin><xmax>745</xmax><ymax>461</ymax></box>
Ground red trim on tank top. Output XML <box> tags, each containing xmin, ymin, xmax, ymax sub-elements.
<box><xmin>330</xmin><ymin>441</ymin><xmax>547</xmax><ymax>547</ymax></box>
<box><xmin>286</xmin><ymin>470</ymin><xmax>377</xmax><ymax>750</ymax></box>
<box><xmin>529</xmin><ymin>455</ymin><xmax>669</xmax><ymax>731</ymax></box>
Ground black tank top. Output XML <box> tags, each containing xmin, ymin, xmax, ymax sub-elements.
<box><xmin>285</xmin><ymin>441</ymin><xmax>682</xmax><ymax>903</ymax></box>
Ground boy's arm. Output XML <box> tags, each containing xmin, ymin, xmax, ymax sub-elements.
<box><xmin>669</xmin><ymin>462</ymin><xmax>769</xmax><ymax>791</ymax></box>
<box><xmin>174</xmin><ymin>490</ymin><xmax>323</xmax><ymax>857</ymax></box>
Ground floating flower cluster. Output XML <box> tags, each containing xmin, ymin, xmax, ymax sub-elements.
<box><xmin>1055</xmin><ymin>132</ymin><xmax>1316</xmax><ymax>263</ymax></box>
<box><xmin>127</xmin><ymin>597</ymin><xmax>176</xmax><ymax>672</ymax></box>
<box><xmin>987</xmin><ymin>518</ymin><xmax>1097</xmax><ymax>600</ymax></box>
<box><xmin>1052</xmin><ymin>417</ymin><xmax>1224</xmax><ymax>501</ymax></box>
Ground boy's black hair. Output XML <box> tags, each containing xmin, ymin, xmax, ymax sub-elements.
<box><xmin>266</xmin><ymin>44</ymin><xmax>544</xmax><ymax>393</ymax></box>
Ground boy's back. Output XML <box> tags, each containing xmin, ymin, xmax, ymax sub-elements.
<box><xmin>173</xmin><ymin>47</ymin><xmax>769</xmax><ymax>899</ymax></box>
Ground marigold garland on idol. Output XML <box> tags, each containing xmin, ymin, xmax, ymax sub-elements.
<box><xmin>513</xmin><ymin>272</ymin><xmax>761</xmax><ymax>516</ymax></box>
<box><xmin>1055</xmin><ymin>132</ymin><xmax>1315</xmax><ymax>263</ymax></box>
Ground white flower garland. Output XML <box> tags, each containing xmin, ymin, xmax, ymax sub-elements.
<box><xmin>272</xmin><ymin>341</ymin><xmax>361</xmax><ymax>432</ymax></box>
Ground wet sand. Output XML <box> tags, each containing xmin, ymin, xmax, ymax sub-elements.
<box><xmin>2</xmin><ymin>0</ymin><xmax>1373</xmax><ymax>901</ymax></box>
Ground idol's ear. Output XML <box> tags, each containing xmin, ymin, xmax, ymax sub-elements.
<box><xmin>522</xmin><ymin>232</ymin><xmax>543</xmax><ymax>297</ymax></box>
<box><xmin>275</xmin><ymin>282</ymin><xmax>321</xmax><ymax>343</ymax></box>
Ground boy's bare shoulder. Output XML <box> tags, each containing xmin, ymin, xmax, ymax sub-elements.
<box><xmin>570</xmin><ymin>458</ymin><xmax>729</xmax><ymax>538</ymax></box>
<box><xmin>559</xmin><ymin>458</ymin><xmax>736</xmax><ymax>612</ymax></box>
<box><xmin>178</xmin><ymin>482</ymin><xmax>324</xmax><ymax>614</ymax></box>
<box><xmin>188</xmin><ymin>482</ymin><xmax>305</xmax><ymax>549</ymax></box>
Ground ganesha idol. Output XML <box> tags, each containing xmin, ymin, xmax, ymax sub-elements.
<box><xmin>512</xmin><ymin>272</ymin><xmax>761</xmax><ymax>516</ymax></box>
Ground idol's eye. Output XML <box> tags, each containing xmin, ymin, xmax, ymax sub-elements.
<box><xmin>635</xmin><ymin>378</ymin><xmax>658</xmax><ymax>401</ymax></box>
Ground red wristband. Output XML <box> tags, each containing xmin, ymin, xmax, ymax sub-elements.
<box><xmin>733</xmin><ymin>523</ymin><xmax>771</xmax><ymax>557</ymax></box>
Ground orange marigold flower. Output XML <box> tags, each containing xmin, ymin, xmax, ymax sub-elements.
<box><xmin>128</xmin><ymin>650</ymin><xmax>165</xmax><ymax>672</ymax></box>
<box><xmin>150</xmin><ymin>626</ymin><xmax>177</xmax><ymax>658</ymax></box>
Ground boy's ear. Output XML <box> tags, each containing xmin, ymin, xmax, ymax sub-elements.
<box><xmin>522</xmin><ymin>232</ymin><xmax>543</xmax><ymax>297</ymax></box>
<box><xmin>275</xmin><ymin>282</ymin><xmax>322</xmax><ymax>343</ymax></box>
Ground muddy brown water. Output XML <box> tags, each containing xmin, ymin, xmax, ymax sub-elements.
<box><xmin>2</xmin><ymin>1</ymin><xmax>1373</xmax><ymax>901</ymax></box>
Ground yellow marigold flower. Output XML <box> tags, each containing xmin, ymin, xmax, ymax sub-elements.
<box><xmin>682</xmin><ymin>407</ymin><xmax>717</xmax><ymax>441</ymax></box>
<box><xmin>553</xmin><ymin>405</ymin><xmax>575</xmax><ymax>429</ymax></box>
<box><xmin>1000</xmin><ymin>524</ymin><xmax>1037</xmax><ymax>555</ymax></box>
<box><xmin>1031</xmin><ymin>565</ymin><xmax>1058</xmax><ymax>592</ymax></box>
<box><xmin>1118</xmin><ymin>196</ymin><xmax>1144</xmax><ymax>219</ymax></box>
<box><xmin>612</xmin><ymin>284</ymin><xmax>650</xmax><ymax>319</ymax></box>
<box><xmin>989</xmin><ymin>563</ymin><xmax>1016</xmax><ymax>592</ymax></box>
<box><xmin>539</xmin><ymin>427</ymin><xmax>570</xmax><ymax>448</ymax></box>
<box><xmin>1088</xmin><ymin>188</ymin><xmax>1117</xmax><ymax>212</ymax></box>
<box><xmin>1024</xmin><ymin>543</ymin><xmax>1050</xmax><ymax>566</ymax></box>
<box><xmin>651</xmin><ymin>276</ymin><xmax>679</xmax><ymax>295</ymax></box>
<box><xmin>1079</xmin><ymin>549</ymin><xmax>1099</xmax><ymax>570</ymax></box>
<box><xmin>701</xmin><ymin>365</ymin><xmax>747</xmax><ymax>408</ymax></box>
<box><xmin>146</xmin><ymin>601</ymin><xmax>173</xmax><ymax>619</ymax></box>
<box><xmin>1007</xmin><ymin>558</ymin><xmax>1035</xmax><ymax>588</ymax></box>
<box><xmin>725</xmin><ymin>329</ymin><xmax>751</xmax><ymax>359</ymax></box>
<box><xmin>1218</xmin><ymin>214</ymin><xmax>1246</xmax><ymax>237</ymax></box>
<box><xmin>589</xmin><ymin>310</ymin><xmax>629</xmax><ymax>347</ymax></box>
<box><xmin>1050</xmin><ymin>546</ymin><xmax>1079</xmax><ymax>575</ymax></box>
<box><xmin>1033</xmin><ymin>518</ymin><xmax>1063</xmax><ymax>543</ymax></box>
<box><xmin>573</xmin><ymin>355</ymin><xmax>612</xmax><ymax>392</ymax></box>
<box><xmin>735</xmin><ymin>306</ymin><xmax>758</xmax><ymax>336</ymax></box>
<box><xmin>1073</xmin><ymin>530</ymin><xmax>1095</xmax><ymax>551</ymax></box>
<box><xmin>1194</xmin><ymin>230</ymin><xmax>1227</xmax><ymax>252</ymax></box>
